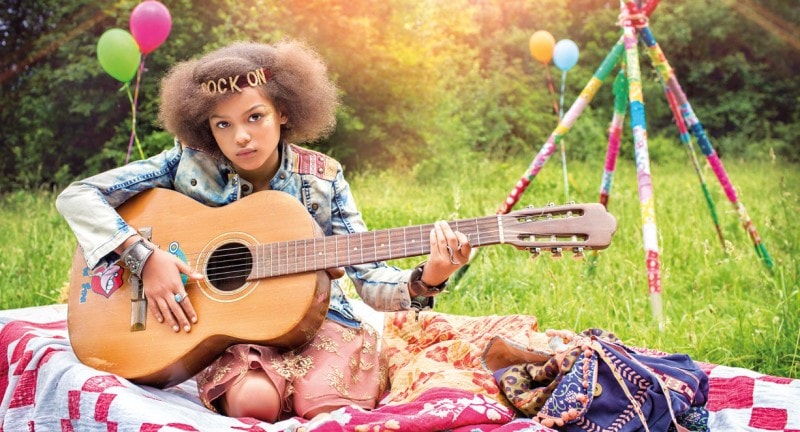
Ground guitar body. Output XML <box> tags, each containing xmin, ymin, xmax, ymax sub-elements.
<box><xmin>68</xmin><ymin>188</ymin><xmax>331</xmax><ymax>388</ymax></box>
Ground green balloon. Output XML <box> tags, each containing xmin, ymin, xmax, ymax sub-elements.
<box><xmin>97</xmin><ymin>28</ymin><xmax>141</xmax><ymax>82</ymax></box>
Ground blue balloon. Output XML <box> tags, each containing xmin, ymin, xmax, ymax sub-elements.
<box><xmin>553</xmin><ymin>39</ymin><xmax>580</xmax><ymax>71</ymax></box>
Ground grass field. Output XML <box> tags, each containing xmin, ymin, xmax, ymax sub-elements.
<box><xmin>1</xmin><ymin>155</ymin><xmax>798</xmax><ymax>378</ymax></box>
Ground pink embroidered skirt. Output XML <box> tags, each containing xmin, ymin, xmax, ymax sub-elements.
<box><xmin>196</xmin><ymin>319</ymin><xmax>385</xmax><ymax>419</ymax></box>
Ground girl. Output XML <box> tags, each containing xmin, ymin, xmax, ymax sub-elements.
<box><xmin>57</xmin><ymin>40</ymin><xmax>471</xmax><ymax>422</ymax></box>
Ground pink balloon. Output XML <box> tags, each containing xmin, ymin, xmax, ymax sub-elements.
<box><xmin>129</xmin><ymin>1</ymin><xmax>172</xmax><ymax>54</ymax></box>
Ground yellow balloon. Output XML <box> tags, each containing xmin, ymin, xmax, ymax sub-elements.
<box><xmin>529</xmin><ymin>30</ymin><xmax>556</xmax><ymax>64</ymax></box>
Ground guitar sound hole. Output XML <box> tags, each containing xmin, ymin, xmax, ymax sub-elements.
<box><xmin>206</xmin><ymin>242</ymin><xmax>253</xmax><ymax>292</ymax></box>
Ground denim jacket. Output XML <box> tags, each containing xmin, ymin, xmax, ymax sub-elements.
<box><xmin>56</xmin><ymin>141</ymin><xmax>419</xmax><ymax>328</ymax></box>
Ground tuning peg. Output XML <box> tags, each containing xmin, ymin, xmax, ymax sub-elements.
<box><xmin>572</xmin><ymin>246</ymin><xmax>585</xmax><ymax>260</ymax></box>
<box><xmin>546</xmin><ymin>202</ymin><xmax>555</xmax><ymax>208</ymax></box>
<box><xmin>550</xmin><ymin>247</ymin><xmax>563</xmax><ymax>259</ymax></box>
<box><xmin>528</xmin><ymin>247</ymin><xmax>541</xmax><ymax>258</ymax></box>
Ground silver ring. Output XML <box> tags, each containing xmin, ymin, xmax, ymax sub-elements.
<box><xmin>446</xmin><ymin>246</ymin><xmax>458</xmax><ymax>265</ymax></box>
<box><xmin>174</xmin><ymin>293</ymin><xmax>187</xmax><ymax>303</ymax></box>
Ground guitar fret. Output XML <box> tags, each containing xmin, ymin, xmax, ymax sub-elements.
<box><xmin>268</xmin><ymin>243</ymin><xmax>273</xmax><ymax>277</ymax></box>
<box><xmin>282</xmin><ymin>240</ymin><xmax>287</xmax><ymax>275</ymax></box>
<box><xmin>280</xmin><ymin>241</ymin><xmax>286</xmax><ymax>275</ymax></box>
<box><xmin>373</xmin><ymin>231</ymin><xmax>378</xmax><ymax>263</ymax></box>
<box><xmin>301</xmin><ymin>238</ymin><xmax>307</xmax><ymax>273</ymax></box>
<box><xmin>331</xmin><ymin>236</ymin><xmax>342</xmax><ymax>268</ymax></box>
<box><xmin>301</xmin><ymin>239</ymin><xmax>306</xmax><ymax>273</ymax></box>
<box><xmin>285</xmin><ymin>240</ymin><xmax>290</xmax><ymax>275</ymax></box>
<box><xmin>320</xmin><ymin>237</ymin><xmax>325</xmax><ymax>270</ymax></box>
<box><xmin>386</xmin><ymin>232</ymin><xmax>392</xmax><ymax>259</ymax></box>
<box><xmin>269</xmin><ymin>243</ymin><xmax>274</xmax><ymax>277</ymax></box>
<box><xmin>276</xmin><ymin>240</ymin><xmax>281</xmax><ymax>276</ymax></box>
<box><xmin>286</xmin><ymin>240</ymin><xmax>291</xmax><ymax>275</ymax></box>
<box><xmin>331</xmin><ymin>236</ymin><xmax>338</xmax><ymax>269</ymax></box>
<box><xmin>292</xmin><ymin>239</ymin><xmax>297</xmax><ymax>275</ymax></box>
<box><xmin>497</xmin><ymin>215</ymin><xmax>504</xmax><ymax>244</ymax></box>
<box><xmin>344</xmin><ymin>236</ymin><xmax>351</xmax><ymax>268</ymax></box>
<box><xmin>403</xmin><ymin>228</ymin><xmax>407</xmax><ymax>257</ymax></box>
<box><xmin>417</xmin><ymin>225</ymin><xmax>422</xmax><ymax>255</ymax></box>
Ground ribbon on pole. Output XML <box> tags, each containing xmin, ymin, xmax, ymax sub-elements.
<box><xmin>599</xmin><ymin>70</ymin><xmax>629</xmax><ymax>208</ymax></box>
<box><xmin>620</xmin><ymin>1</ymin><xmax>663</xmax><ymax>328</ymax></box>
<box><xmin>587</xmin><ymin>69</ymin><xmax>628</xmax><ymax>278</ymax></box>
<box><xmin>628</xmin><ymin>2</ymin><xmax>774</xmax><ymax>269</ymax></box>
<box><xmin>663</xmin><ymin>84</ymin><xmax>726</xmax><ymax>249</ymax></box>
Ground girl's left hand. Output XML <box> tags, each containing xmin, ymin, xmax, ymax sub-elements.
<box><xmin>423</xmin><ymin>221</ymin><xmax>472</xmax><ymax>286</ymax></box>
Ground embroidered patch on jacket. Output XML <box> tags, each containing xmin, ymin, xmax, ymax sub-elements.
<box><xmin>290</xmin><ymin>144</ymin><xmax>338</xmax><ymax>180</ymax></box>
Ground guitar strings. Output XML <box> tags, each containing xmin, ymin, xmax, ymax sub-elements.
<box><xmin>172</xmin><ymin>229</ymin><xmax>579</xmax><ymax>280</ymax></box>
<box><xmin>150</xmin><ymin>213</ymin><xmax>588</xmax><ymax>281</ymax></box>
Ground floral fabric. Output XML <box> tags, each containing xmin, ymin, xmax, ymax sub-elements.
<box><xmin>380</xmin><ymin>310</ymin><xmax>552</xmax><ymax>407</ymax></box>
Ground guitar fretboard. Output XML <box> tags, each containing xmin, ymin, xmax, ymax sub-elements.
<box><xmin>250</xmin><ymin>216</ymin><xmax>503</xmax><ymax>278</ymax></box>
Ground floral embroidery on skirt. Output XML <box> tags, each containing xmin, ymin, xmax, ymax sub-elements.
<box><xmin>196</xmin><ymin>319</ymin><xmax>386</xmax><ymax>419</ymax></box>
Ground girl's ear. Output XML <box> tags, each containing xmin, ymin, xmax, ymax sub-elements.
<box><xmin>280</xmin><ymin>113</ymin><xmax>288</xmax><ymax>125</ymax></box>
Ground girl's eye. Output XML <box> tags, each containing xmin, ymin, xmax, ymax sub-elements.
<box><xmin>215</xmin><ymin>121</ymin><xmax>230</xmax><ymax>129</ymax></box>
<box><xmin>249</xmin><ymin>113</ymin><xmax>263</xmax><ymax>122</ymax></box>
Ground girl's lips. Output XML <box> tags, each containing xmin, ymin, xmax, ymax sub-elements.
<box><xmin>237</xmin><ymin>149</ymin><xmax>256</xmax><ymax>158</ymax></box>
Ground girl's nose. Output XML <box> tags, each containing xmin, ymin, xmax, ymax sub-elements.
<box><xmin>235</xmin><ymin>128</ymin><xmax>251</xmax><ymax>145</ymax></box>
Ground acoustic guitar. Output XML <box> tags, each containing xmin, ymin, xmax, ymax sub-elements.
<box><xmin>67</xmin><ymin>188</ymin><xmax>617</xmax><ymax>388</ymax></box>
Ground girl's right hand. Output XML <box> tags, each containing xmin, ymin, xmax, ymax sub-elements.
<box><xmin>141</xmin><ymin>248</ymin><xmax>203</xmax><ymax>333</ymax></box>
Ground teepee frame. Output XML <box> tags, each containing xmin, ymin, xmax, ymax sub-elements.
<box><xmin>496</xmin><ymin>0</ymin><xmax>773</xmax><ymax>327</ymax></box>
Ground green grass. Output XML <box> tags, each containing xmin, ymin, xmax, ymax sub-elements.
<box><xmin>0</xmin><ymin>190</ymin><xmax>75</xmax><ymax>308</ymax></box>
<box><xmin>2</xmin><ymin>156</ymin><xmax>798</xmax><ymax>378</ymax></box>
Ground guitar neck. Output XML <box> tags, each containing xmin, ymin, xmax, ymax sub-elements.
<box><xmin>250</xmin><ymin>215</ymin><xmax>501</xmax><ymax>279</ymax></box>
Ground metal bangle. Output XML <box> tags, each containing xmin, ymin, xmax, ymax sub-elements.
<box><xmin>121</xmin><ymin>239</ymin><xmax>154</xmax><ymax>279</ymax></box>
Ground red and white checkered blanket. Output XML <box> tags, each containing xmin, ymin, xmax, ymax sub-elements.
<box><xmin>1</xmin><ymin>306</ymin><xmax>798</xmax><ymax>431</ymax></box>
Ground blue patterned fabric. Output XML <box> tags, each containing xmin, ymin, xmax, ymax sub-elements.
<box><xmin>492</xmin><ymin>329</ymin><xmax>709</xmax><ymax>431</ymax></box>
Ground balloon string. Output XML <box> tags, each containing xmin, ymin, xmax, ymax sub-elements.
<box><xmin>544</xmin><ymin>66</ymin><xmax>560</xmax><ymax>118</ymax></box>
<box><xmin>559</xmin><ymin>69</ymin><xmax>570</xmax><ymax>203</ymax></box>
<box><xmin>125</xmin><ymin>54</ymin><xmax>147</xmax><ymax>164</ymax></box>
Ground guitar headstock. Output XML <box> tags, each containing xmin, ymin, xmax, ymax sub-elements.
<box><xmin>502</xmin><ymin>203</ymin><xmax>617</xmax><ymax>259</ymax></box>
